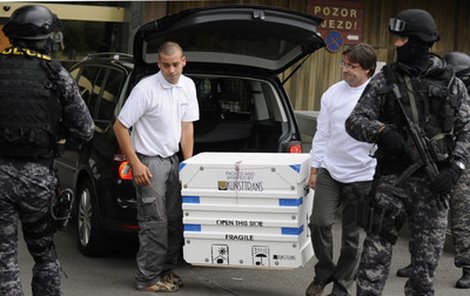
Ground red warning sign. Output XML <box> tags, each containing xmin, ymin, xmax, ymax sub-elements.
<box><xmin>308</xmin><ymin>0</ymin><xmax>364</xmax><ymax>45</ymax></box>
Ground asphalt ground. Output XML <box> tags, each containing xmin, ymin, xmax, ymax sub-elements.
<box><xmin>16</xmin><ymin>219</ymin><xmax>468</xmax><ymax>296</ymax></box>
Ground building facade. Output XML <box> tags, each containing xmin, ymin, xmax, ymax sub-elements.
<box><xmin>0</xmin><ymin>0</ymin><xmax>468</xmax><ymax>111</ymax></box>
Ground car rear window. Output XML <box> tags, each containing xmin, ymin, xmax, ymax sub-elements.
<box><xmin>142</xmin><ymin>21</ymin><xmax>302</xmax><ymax>71</ymax></box>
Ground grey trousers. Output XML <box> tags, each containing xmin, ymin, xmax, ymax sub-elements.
<box><xmin>309</xmin><ymin>168</ymin><xmax>370</xmax><ymax>296</ymax></box>
<box><xmin>134</xmin><ymin>154</ymin><xmax>183</xmax><ymax>288</ymax></box>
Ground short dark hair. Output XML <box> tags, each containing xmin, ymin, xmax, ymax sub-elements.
<box><xmin>343</xmin><ymin>43</ymin><xmax>377</xmax><ymax>77</ymax></box>
<box><xmin>158</xmin><ymin>41</ymin><xmax>183</xmax><ymax>58</ymax></box>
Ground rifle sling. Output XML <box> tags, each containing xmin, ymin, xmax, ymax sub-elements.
<box><xmin>396</xmin><ymin>75</ymin><xmax>424</xmax><ymax>184</ymax></box>
<box><xmin>396</xmin><ymin>162</ymin><xmax>422</xmax><ymax>187</ymax></box>
<box><xmin>404</xmin><ymin>76</ymin><xmax>419</xmax><ymax>124</ymax></box>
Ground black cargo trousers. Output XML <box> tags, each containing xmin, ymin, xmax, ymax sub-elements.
<box><xmin>0</xmin><ymin>158</ymin><xmax>61</xmax><ymax>296</ymax></box>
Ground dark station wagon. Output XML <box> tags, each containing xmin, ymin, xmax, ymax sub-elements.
<box><xmin>54</xmin><ymin>5</ymin><xmax>325</xmax><ymax>256</ymax></box>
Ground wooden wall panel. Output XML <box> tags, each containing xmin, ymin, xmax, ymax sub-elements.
<box><xmin>286</xmin><ymin>0</ymin><xmax>469</xmax><ymax>111</ymax></box>
<box><xmin>143</xmin><ymin>0</ymin><xmax>469</xmax><ymax>112</ymax></box>
<box><xmin>143</xmin><ymin>2</ymin><xmax>167</xmax><ymax>23</ymax></box>
<box><xmin>455</xmin><ymin>0</ymin><xmax>470</xmax><ymax>52</ymax></box>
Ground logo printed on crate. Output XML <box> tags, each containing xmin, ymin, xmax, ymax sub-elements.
<box><xmin>218</xmin><ymin>170</ymin><xmax>264</xmax><ymax>191</ymax></box>
<box><xmin>224</xmin><ymin>234</ymin><xmax>254</xmax><ymax>241</ymax></box>
<box><xmin>218</xmin><ymin>180</ymin><xmax>228</xmax><ymax>190</ymax></box>
<box><xmin>216</xmin><ymin>219</ymin><xmax>263</xmax><ymax>227</ymax></box>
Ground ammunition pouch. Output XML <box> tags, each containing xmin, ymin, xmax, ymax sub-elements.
<box><xmin>357</xmin><ymin>194</ymin><xmax>406</xmax><ymax>245</ymax></box>
<box><xmin>356</xmin><ymin>162</ymin><xmax>384</xmax><ymax>234</ymax></box>
<box><xmin>49</xmin><ymin>186</ymin><xmax>74</xmax><ymax>232</ymax></box>
<box><xmin>357</xmin><ymin>193</ymin><xmax>385</xmax><ymax>235</ymax></box>
<box><xmin>355</xmin><ymin>166</ymin><xmax>406</xmax><ymax>245</ymax></box>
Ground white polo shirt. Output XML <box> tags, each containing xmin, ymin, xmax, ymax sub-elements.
<box><xmin>118</xmin><ymin>71</ymin><xmax>199</xmax><ymax>158</ymax></box>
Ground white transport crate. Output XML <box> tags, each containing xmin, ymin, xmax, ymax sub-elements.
<box><xmin>179</xmin><ymin>152</ymin><xmax>314</xmax><ymax>269</ymax></box>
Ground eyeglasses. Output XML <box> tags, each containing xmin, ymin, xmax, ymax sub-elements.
<box><xmin>339</xmin><ymin>60</ymin><xmax>361</xmax><ymax>70</ymax></box>
<box><xmin>389</xmin><ymin>18</ymin><xmax>406</xmax><ymax>33</ymax></box>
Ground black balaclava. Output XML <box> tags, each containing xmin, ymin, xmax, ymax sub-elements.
<box><xmin>396</xmin><ymin>36</ymin><xmax>431</xmax><ymax>75</ymax></box>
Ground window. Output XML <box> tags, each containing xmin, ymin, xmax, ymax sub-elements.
<box><xmin>96</xmin><ymin>69</ymin><xmax>124</xmax><ymax>122</ymax></box>
<box><xmin>75</xmin><ymin>66</ymin><xmax>100</xmax><ymax>111</ymax></box>
<box><xmin>73</xmin><ymin>65</ymin><xmax>125</xmax><ymax>132</ymax></box>
<box><xmin>88</xmin><ymin>69</ymin><xmax>107</xmax><ymax>117</ymax></box>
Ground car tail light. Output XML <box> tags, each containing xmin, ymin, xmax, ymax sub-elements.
<box><xmin>118</xmin><ymin>161</ymin><xmax>133</xmax><ymax>180</ymax></box>
<box><xmin>288</xmin><ymin>143</ymin><xmax>302</xmax><ymax>153</ymax></box>
<box><xmin>119</xmin><ymin>224</ymin><xmax>140</xmax><ymax>230</ymax></box>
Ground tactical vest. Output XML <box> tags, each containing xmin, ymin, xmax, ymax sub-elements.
<box><xmin>0</xmin><ymin>47</ymin><xmax>62</xmax><ymax>158</ymax></box>
<box><xmin>379</xmin><ymin>63</ymin><xmax>458</xmax><ymax>167</ymax></box>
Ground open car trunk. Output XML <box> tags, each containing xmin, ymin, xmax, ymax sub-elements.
<box><xmin>131</xmin><ymin>5</ymin><xmax>325</xmax><ymax>153</ymax></box>
<box><xmin>190</xmin><ymin>74</ymin><xmax>288</xmax><ymax>153</ymax></box>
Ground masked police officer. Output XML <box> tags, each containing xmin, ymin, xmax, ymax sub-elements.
<box><xmin>345</xmin><ymin>9</ymin><xmax>470</xmax><ymax>296</ymax></box>
<box><xmin>396</xmin><ymin>52</ymin><xmax>470</xmax><ymax>290</ymax></box>
<box><xmin>0</xmin><ymin>5</ymin><xmax>93</xmax><ymax>296</ymax></box>
<box><xmin>441</xmin><ymin>52</ymin><xmax>470</xmax><ymax>289</ymax></box>
<box><xmin>445</xmin><ymin>51</ymin><xmax>470</xmax><ymax>90</ymax></box>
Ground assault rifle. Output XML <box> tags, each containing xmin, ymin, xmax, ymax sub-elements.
<box><xmin>391</xmin><ymin>84</ymin><xmax>449</xmax><ymax>208</ymax></box>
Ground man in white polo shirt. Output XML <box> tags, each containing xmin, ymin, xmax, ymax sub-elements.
<box><xmin>113</xmin><ymin>41</ymin><xmax>199</xmax><ymax>293</ymax></box>
<box><xmin>305</xmin><ymin>43</ymin><xmax>377</xmax><ymax>296</ymax></box>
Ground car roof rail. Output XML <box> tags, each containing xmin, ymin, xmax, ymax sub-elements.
<box><xmin>84</xmin><ymin>52</ymin><xmax>133</xmax><ymax>61</ymax></box>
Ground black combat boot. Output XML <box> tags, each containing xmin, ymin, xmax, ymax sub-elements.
<box><xmin>396</xmin><ymin>264</ymin><xmax>412</xmax><ymax>277</ymax></box>
<box><xmin>456</xmin><ymin>268</ymin><xmax>470</xmax><ymax>289</ymax></box>
<box><xmin>305</xmin><ymin>279</ymin><xmax>327</xmax><ymax>296</ymax></box>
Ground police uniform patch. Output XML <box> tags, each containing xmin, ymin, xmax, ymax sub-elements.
<box><xmin>1</xmin><ymin>47</ymin><xmax>51</xmax><ymax>61</ymax></box>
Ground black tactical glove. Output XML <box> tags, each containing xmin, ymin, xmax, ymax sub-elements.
<box><xmin>431</xmin><ymin>163</ymin><xmax>463</xmax><ymax>194</ymax></box>
<box><xmin>376</xmin><ymin>126</ymin><xmax>406</xmax><ymax>156</ymax></box>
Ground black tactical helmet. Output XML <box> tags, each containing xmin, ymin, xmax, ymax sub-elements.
<box><xmin>389</xmin><ymin>9</ymin><xmax>440</xmax><ymax>43</ymax></box>
<box><xmin>2</xmin><ymin>5</ymin><xmax>60</xmax><ymax>41</ymax></box>
<box><xmin>445</xmin><ymin>52</ymin><xmax>470</xmax><ymax>88</ymax></box>
<box><xmin>444</xmin><ymin>52</ymin><xmax>470</xmax><ymax>76</ymax></box>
